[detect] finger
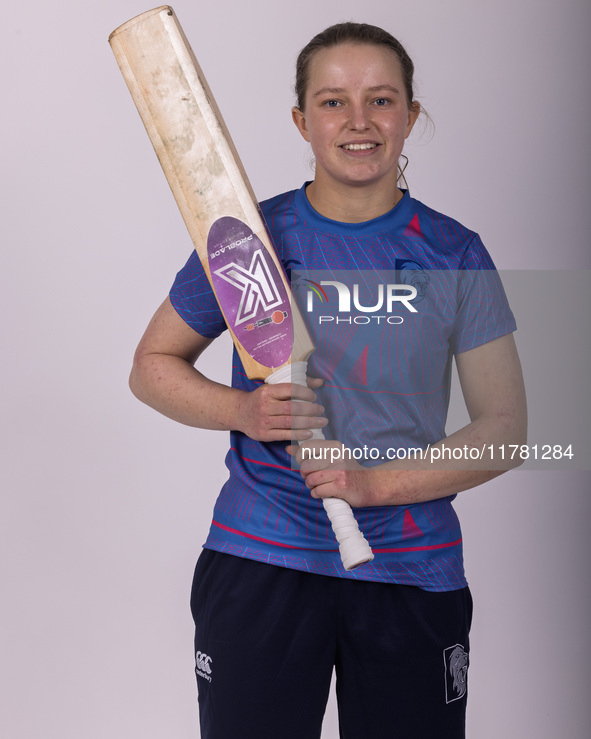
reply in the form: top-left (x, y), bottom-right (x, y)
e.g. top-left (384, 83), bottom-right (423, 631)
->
top-left (304, 469), bottom-right (338, 494)
top-left (289, 414), bottom-right (328, 432)
top-left (265, 382), bottom-right (319, 403)
top-left (290, 399), bottom-right (325, 418)
top-left (286, 440), bottom-right (326, 465)
top-left (259, 412), bottom-right (327, 434)
top-left (259, 427), bottom-right (318, 444)
top-left (287, 427), bottom-right (324, 443)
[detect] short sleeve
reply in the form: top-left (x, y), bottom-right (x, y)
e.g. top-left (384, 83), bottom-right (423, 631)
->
top-left (450, 235), bottom-right (517, 354)
top-left (169, 250), bottom-right (227, 338)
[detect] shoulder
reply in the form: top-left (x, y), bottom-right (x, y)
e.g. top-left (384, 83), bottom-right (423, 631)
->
top-left (409, 198), bottom-right (476, 249)
top-left (260, 187), bottom-right (303, 232)
top-left (408, 196), bottom-right (496, 269)
top-left (260, 188), bottom-right (298, 214)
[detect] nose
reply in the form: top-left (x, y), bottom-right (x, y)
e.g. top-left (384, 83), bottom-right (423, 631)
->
top-left (347, 102), bottom-right (370, 131)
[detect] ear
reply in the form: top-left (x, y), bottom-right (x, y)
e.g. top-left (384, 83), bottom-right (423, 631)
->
top-left (292, 106), bottom-right (311, 143)
top-left (405, 102), bottom-right (421, 139)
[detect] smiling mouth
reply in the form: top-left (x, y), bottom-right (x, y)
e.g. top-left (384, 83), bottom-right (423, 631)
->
top-left (341, 143), bottom-right (378, 151)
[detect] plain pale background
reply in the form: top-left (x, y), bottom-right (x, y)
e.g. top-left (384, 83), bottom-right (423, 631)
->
top-left (1, 0), bottom-right (590, 737)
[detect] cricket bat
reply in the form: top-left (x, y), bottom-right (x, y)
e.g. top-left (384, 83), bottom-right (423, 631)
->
top-left (109, 6), bottom-right (373, 570)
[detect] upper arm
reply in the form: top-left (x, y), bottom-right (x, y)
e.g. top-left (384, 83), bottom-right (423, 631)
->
top-left (134, 296), bottom-right (214, 366)
top-left (455, 333), bottom-right (527, 433)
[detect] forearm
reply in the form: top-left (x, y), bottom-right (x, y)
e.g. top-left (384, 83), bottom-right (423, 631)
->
top-left (129, 351), bottom-right (247, 431)
top-left (369, 467), bottom-right (500, 507)
top-left (363, 336), bottom-right (528, 506)
top-left (296, 407), bottom-right (527, 508)
top-left (129, 298), bottom-right (326, 441)
top-left (367, 404), bottom-right (527, 505)
top-left (368, 420), bottom-right (520, 506)
top-left (129, 349), bottom-right (326, 442)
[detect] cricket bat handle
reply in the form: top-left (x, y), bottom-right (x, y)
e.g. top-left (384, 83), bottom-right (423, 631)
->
top-left (266, 362), bottom-right (374, 571)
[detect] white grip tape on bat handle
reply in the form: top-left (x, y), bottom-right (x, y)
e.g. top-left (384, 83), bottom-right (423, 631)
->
top-left (266, 361), bottom-right (374, 570)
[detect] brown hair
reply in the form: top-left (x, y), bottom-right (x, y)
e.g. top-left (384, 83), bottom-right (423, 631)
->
top-left (295, 22), bottom-right (417, 111)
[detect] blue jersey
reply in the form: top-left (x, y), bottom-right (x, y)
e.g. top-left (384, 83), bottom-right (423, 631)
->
top-left (170, 184), bottom-right (516, 591)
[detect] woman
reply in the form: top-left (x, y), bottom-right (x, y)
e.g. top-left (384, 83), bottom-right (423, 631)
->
top-left (130, 22), bottom-right (526, 739)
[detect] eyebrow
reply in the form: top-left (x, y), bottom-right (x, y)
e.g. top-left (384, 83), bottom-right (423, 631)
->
top-left (312, 84), bottom-right (401, 98)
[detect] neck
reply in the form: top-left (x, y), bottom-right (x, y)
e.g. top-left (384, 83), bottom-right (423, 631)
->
top-left (305, 177), bottom-right (403, 223)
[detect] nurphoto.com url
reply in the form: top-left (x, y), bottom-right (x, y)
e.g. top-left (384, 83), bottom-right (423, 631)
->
top-left (300, 443), bottom-right (574, 465)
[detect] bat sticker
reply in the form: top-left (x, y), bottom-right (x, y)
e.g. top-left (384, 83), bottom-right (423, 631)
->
top-left (208, 216), bottom-right (293, 366)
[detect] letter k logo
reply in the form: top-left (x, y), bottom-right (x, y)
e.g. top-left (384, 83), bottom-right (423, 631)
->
top-left (214, 249), bottom-right (283, 325)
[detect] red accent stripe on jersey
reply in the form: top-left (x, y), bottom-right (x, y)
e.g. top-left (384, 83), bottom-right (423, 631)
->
top-left (212, 520), bottom-right (462, 554)
top-left (347, 344), bottom-right (369, 385)
top-left (403, 212), bottom-right (422, 237)
top-left (211, 520), bottom-right (319, 550)
top-left (372, 537), bottom-right (462, 553)
top-left (230, 447), bottom-right (292, 471)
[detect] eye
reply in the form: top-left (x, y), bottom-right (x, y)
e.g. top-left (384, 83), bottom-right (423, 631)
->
top-left (323, 99), bottom-right (342, 108)
top-left (373, 97), bottom-right (391, 107)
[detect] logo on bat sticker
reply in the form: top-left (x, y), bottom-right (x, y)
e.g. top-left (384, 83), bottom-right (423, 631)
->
top-left (214, 249), bottom-right (284, 326)
top-left (245, 310), bottom-right (288, 331)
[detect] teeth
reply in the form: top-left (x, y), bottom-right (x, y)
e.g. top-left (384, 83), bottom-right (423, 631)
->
top-left (342, 143), bottom-right (377, 151)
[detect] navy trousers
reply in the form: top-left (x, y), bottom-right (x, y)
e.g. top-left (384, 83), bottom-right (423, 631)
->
top-left (191, 549), bottom-right (472, 738)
